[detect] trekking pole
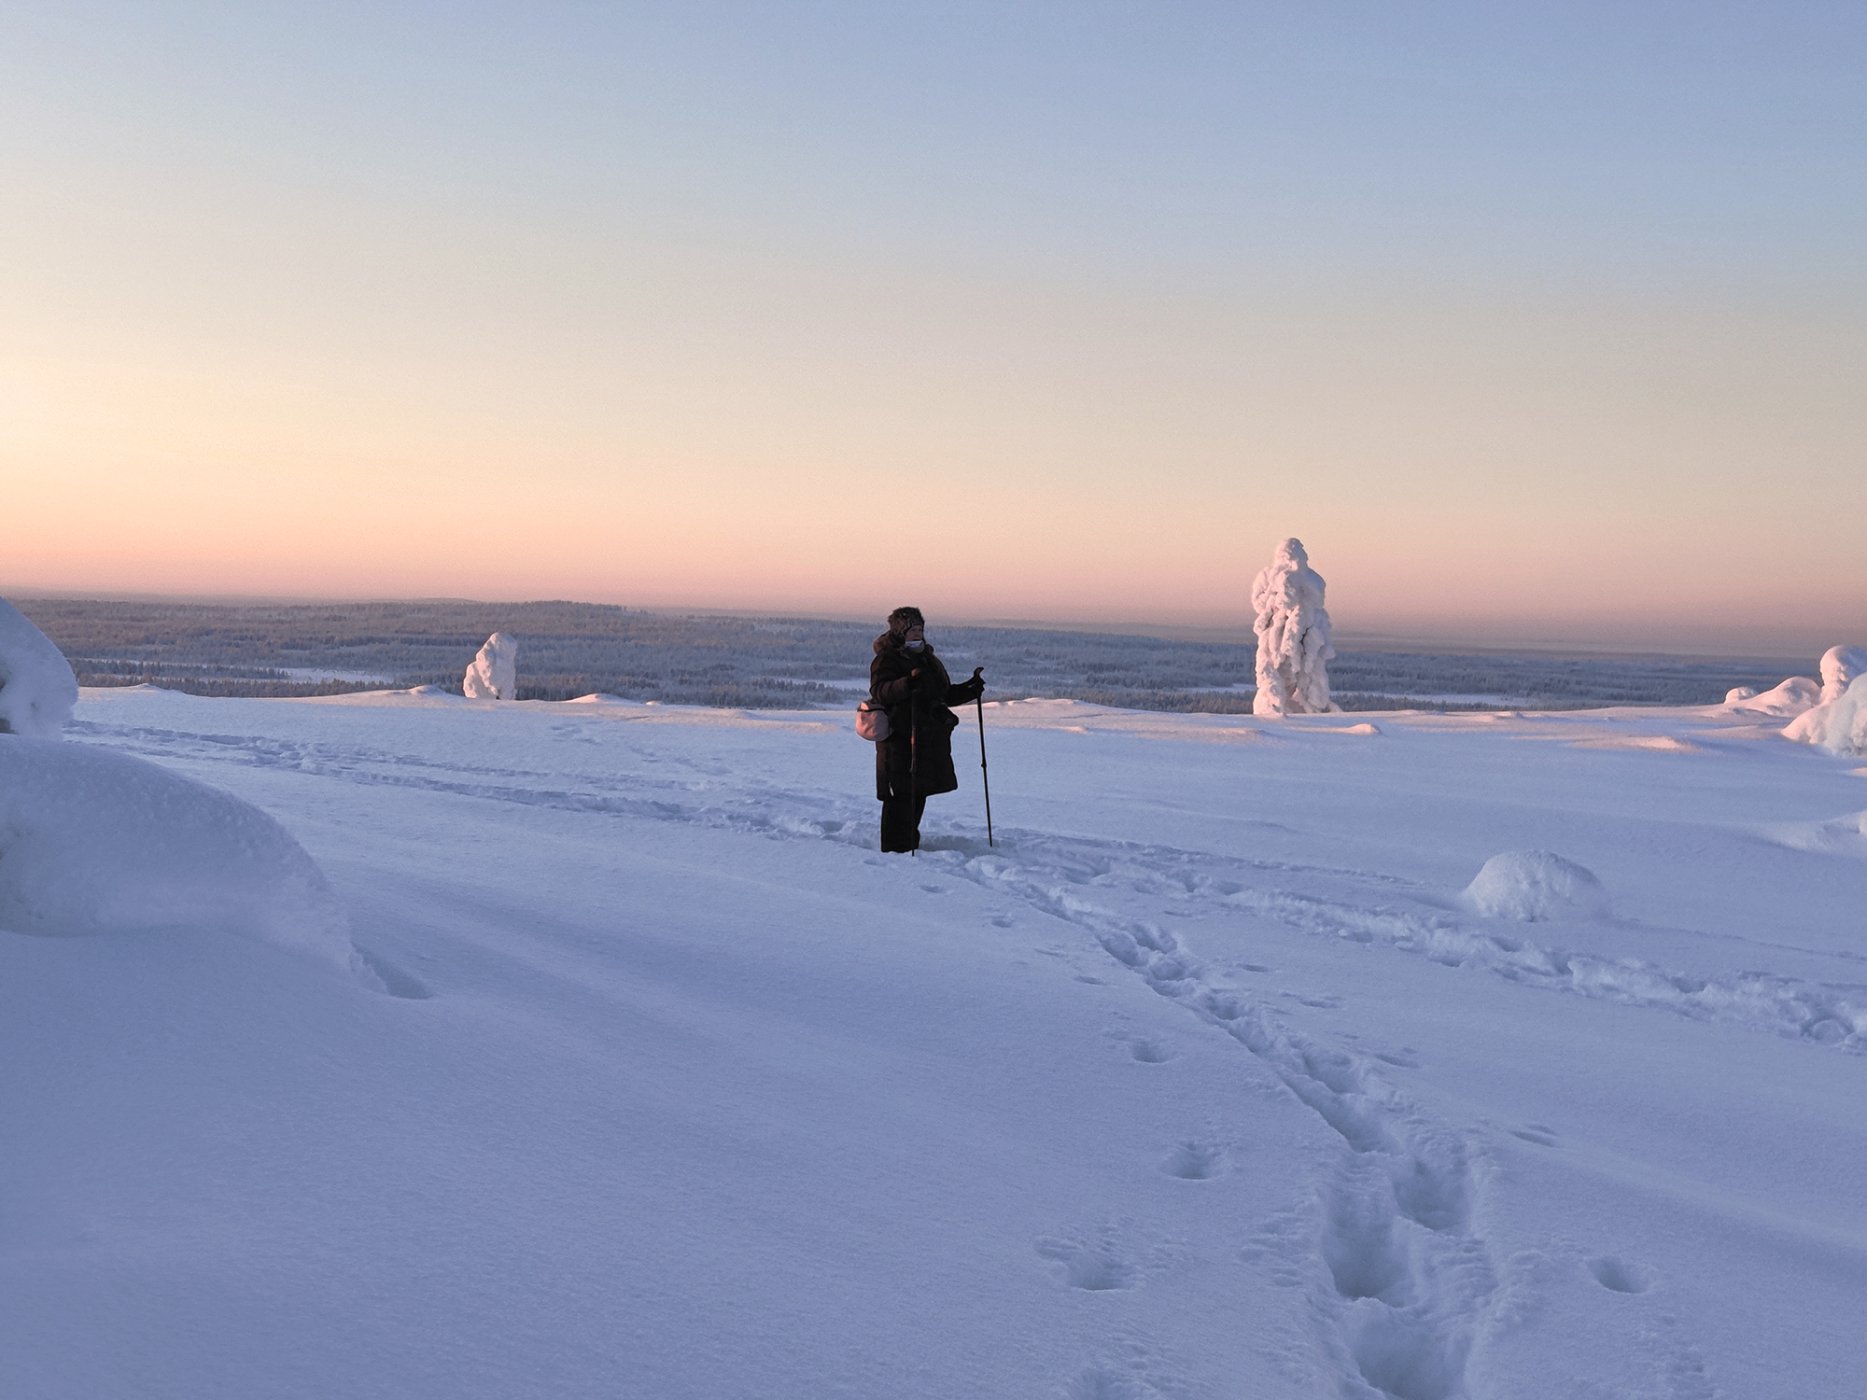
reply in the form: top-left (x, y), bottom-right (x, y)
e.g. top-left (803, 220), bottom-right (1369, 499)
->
top-left (973, 671), bottom-right (994, 847)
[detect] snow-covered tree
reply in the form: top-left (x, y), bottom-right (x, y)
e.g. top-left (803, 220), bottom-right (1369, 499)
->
top-left (1251, 538), bottom-right (1337, 716)
top-left (0, 596), bottom-right (79, 738)
top-left (463, 632), bottom-right (518, 700)
top-left (1818, 645), bottom-right (1867, 705)
top-left (1786, 645), bottom-right (1867, 756)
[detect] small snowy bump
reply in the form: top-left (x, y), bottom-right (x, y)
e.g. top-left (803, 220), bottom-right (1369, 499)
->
top-left (1574, 735), bottom-right (1701, 753)
top-left (1763, 808), bottom-right (1867, 856)
top-left (1728, 675), bottom-right (1819, 717)
top-left (1462, 851), bottom-right (1609, 923)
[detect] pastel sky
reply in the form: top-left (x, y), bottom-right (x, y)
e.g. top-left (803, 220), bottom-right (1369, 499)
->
top-left (3, 2), bottom-right (1863, 651)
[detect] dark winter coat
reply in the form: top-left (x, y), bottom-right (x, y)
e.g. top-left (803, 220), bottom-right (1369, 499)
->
top-left (870, 633), bottom-right (984, 801)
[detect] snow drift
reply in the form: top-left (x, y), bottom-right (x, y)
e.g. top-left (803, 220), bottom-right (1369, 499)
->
top-left (0, 597), bottom-right (79, 738)
top-left (0, 737), bottom-right (357, 969)
top-left (464, 632), bottom-right (518, 700)
top-left (1251, 537), bottom-right (1337, 716)
top-left (1462, 850), bottom-right (1610, 922)
top-left (1727, 675), bottom-right (1819, 717)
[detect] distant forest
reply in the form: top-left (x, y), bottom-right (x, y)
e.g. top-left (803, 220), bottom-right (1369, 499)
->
top-left (15, 597), bottom-right (1804, 713)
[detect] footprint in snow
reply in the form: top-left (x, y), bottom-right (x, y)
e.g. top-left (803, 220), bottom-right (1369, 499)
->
top-left (1127, 1037), bottom-right (1174, 1064)
top-left (1509, 1123), bottom-right (1558, 1147)
top-left (1161, 1139), bottom-right (1227, 1180)
top-left (351, 946), bottom-right (433, 1000)
top-left (1066, 1368), bottom-right (1152, 1400)
top-left (1240, 1204), bottom-right (1312, 1290)
top-left (1588, 1255), bottom-right (1654, 1294)
top-left (1389, 1146), bottom-right (1473, 1233)
top-left (1037, 1237), bottom-right (1137, 1292)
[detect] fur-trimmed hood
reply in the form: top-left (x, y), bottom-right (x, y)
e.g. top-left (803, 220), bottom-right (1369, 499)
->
top-left (874, 630), bottom-right (942, 660)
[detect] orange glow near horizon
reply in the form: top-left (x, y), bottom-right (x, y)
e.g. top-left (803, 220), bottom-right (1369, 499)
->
top-left (4, 7), bottom-right (1862, 658)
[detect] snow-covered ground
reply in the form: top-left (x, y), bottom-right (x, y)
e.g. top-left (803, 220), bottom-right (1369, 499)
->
top-left (4, 685), bottom-right (1864, 1399)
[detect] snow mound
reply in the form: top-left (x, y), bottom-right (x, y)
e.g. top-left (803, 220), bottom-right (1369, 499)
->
top-left (0, 597), bottom-right (79, 738)
top-left (1723, 684), bottom-right (1759, 705)
top-left (1463, 850), bottom-right (1610, 922)
top-left (1785, 674), bottom-right (1867, 757)
top-left (0, 738), bottom-right (357, 970)
top-left (464, 631), bottom-right (518, 700)
top-left (1729, 676), bottom-right (1819, 717)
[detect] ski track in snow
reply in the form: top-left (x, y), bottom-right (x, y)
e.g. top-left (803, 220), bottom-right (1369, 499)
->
top-left (68, 710), bottom-right (1773, 1397)
top-left (74, 716), bottom-right (1867, 1058)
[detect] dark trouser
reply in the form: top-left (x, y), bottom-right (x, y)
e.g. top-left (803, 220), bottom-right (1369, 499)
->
top-left (880, 791), bottom-right (928, 853)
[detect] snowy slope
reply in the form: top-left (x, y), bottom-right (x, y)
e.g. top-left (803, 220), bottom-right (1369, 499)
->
top-left (3, 686), bottom-right (1864, 1399)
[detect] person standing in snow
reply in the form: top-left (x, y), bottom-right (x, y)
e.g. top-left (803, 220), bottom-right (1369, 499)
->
top-left (870, 607), bottom-right (984, 853)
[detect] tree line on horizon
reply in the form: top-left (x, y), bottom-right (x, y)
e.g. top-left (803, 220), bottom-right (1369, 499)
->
top-left (16, 597), bottom-right (1798, 712)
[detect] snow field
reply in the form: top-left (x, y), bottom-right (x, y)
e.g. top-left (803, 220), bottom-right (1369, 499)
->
top-left (3, 684), bottom-right (1865, 1398)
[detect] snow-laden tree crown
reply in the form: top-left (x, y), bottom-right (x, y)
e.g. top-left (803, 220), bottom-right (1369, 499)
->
top-left (1818, 645), bottom-right (1867, 705)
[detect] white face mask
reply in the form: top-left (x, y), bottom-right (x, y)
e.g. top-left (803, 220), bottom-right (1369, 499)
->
top-left (905, 638), bottom-right (926, 651)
